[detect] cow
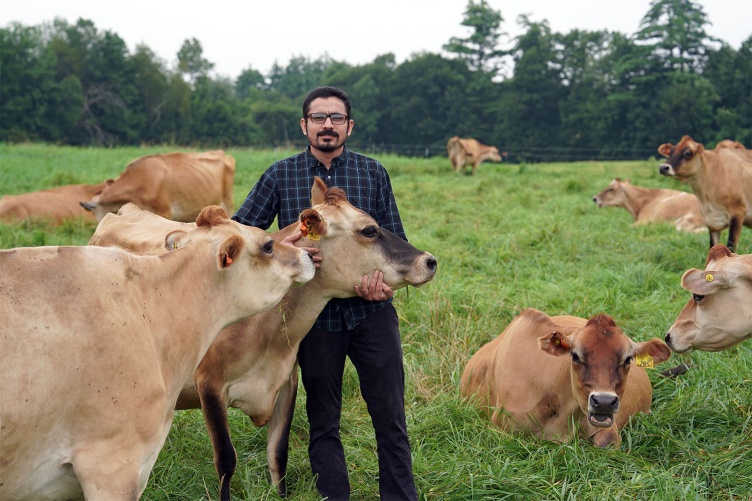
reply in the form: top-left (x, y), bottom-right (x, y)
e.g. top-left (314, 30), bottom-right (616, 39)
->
top-left (80, 150), bottom-right (236, 222)
top-left (592, 178), bottom-right (705, 233)
top-left (0, 182), bottom-right (105, 224)
top-left (0, 206), bottom-right (315, 501)
top-left (658, 135), bottom-right (752, 252)
top-left (460, 308), bottom-right (671, 448)
top-left (446, 136), bottom-right (503, 175)
top-left (88, 177), bottom-right (438, 500)
top-left (665, 244), bottom-right (752, 354)
top-left (715, 139), bottom-right (752, 162)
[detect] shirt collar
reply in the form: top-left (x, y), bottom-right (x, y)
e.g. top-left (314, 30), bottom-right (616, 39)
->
top-left (305, 146), bottom-right (349, 169)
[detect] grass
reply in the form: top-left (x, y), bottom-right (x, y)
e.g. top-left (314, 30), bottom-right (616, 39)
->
top-left (1, 143), bottom-right (750, 500)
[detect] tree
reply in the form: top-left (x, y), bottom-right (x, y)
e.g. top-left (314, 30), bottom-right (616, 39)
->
top-left (177, 38), bottom-right (214, 86)
top-left (443, 0), bottom-right (507, 74)
top-left (235, 66), bottom-right (266, 100)
top-left (635, 0), bottom-right (719, 73)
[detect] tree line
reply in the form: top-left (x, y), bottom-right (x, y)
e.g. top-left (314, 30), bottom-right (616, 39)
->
top-left (1, 0), bottom-right (750, 162)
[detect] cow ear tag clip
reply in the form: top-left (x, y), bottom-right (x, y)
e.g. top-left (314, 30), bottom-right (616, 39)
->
top-left (705, 273), bottom-right (714, 282)
top-left (635, 354), bottom-right (654, 368)
top-left (300, 220), bottom-right (320, 240)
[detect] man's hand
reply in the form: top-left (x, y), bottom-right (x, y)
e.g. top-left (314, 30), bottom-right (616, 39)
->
top-left (282, 231), bottom-right (322, 268)
top-left (354, 270), bottom-right (393, 301)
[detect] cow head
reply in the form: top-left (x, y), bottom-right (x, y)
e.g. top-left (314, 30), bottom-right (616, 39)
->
top-left (665, 244), bottom-right (752, 353)
top-left (539, 314), bottom-right (670, 431)
top-left (658, 135), bottom-right (704, 181)
top-left (592, 178), bottom-right (629, 208)
top-left (487, 146), bottom-right (503, 163)
top-left (286, 177), bottom-right (437, 297)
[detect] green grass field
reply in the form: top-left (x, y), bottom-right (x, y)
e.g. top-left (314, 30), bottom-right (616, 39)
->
top-left (1, 143), bottom-right (750, 500)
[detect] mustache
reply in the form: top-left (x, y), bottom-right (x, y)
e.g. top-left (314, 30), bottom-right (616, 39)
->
top-left (317, 130), bottom-right (339, 138)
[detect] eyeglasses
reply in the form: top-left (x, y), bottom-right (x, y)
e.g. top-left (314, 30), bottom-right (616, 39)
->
top-left (306, 113), bottom-right (349, 125)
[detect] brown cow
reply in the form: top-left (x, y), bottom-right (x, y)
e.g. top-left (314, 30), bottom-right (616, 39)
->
top-left (81, 150), bottom-right (235, 222)
top-left (89, 177), bottom-right (438, 499)
top-left (658, 135), bottom-right (752, 252)
top-left (665, 244), bottom-right (752, 353)
top-left (0, 206), bottom-right (315, 500)
top-left (461, 309), bottom-right (671, 448)
top-left (0, 182), bottom-right (105, 224)
top-left (715, 139), bottom-right (752, 161)
top-left (447, 136), bottom-right (503, 175)
top-left (592, 178), bottom-right (705, 233)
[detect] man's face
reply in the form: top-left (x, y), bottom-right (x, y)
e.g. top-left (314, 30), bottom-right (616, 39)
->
top-left (300, 97), bottom-right (353, 153)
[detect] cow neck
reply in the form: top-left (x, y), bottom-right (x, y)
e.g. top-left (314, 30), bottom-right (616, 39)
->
top-left (621, 184), bottom-right (659, 221)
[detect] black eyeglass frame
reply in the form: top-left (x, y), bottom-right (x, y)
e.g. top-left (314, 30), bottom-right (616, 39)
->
top-left (305, 113), bottom-right (350, 125)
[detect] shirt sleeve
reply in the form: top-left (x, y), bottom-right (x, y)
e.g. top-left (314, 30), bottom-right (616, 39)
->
top-left (377, 165), bottom-right (407, 241)
top-left (232, 167), bottom-right (279, 230)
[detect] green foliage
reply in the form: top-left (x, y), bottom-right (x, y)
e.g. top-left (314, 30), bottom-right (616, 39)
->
top-left (1, 146), bottom-right (750, 500)
top-left (442, 0), bottom-right (507, 74)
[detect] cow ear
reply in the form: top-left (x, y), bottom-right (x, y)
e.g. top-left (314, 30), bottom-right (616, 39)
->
top-left (538, 331), bottom-right (573, 357)
top-left (218, 235), bottom-right (243, 269)
top-left (657, 143), bottom-right (673, 157)
top-left (164, 229), bottom-right (188, 252)
top-left (633, 338), bottom-right (672, 366)
top-left (311, 177), bottom-right (327, 206)
top-left (681, 268), bottom-right (729, 295)
top-left (197, 205), bottom-right (230, 227)
top-left (299, 209), bottom-right (326, 240)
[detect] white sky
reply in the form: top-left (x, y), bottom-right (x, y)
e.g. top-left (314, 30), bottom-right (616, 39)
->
top-left (2, 0), bottom-right (750, 81)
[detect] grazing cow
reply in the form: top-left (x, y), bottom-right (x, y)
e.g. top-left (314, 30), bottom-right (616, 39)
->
top-left (461, 309), bottom-right (671, 448)
top-left (447, 136), bottom-right (503, 175)
top-left (81, 150), bottom-right (236, 222)
top-left (665, 244), bottom-right (752, 353)
top-left (593, 178), bottom-right (705, 233)
top-left (88, 177), bottom-right (438, 499)
top-left (0, 206), bottom-right (315, 501)
top-left (0, 183), bottom-right (105, 224)
top-left (658, 135), bottom-right (752, 252)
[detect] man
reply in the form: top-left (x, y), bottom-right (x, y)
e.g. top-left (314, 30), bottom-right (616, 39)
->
top-left (233, 86), bottom-right (418, 500)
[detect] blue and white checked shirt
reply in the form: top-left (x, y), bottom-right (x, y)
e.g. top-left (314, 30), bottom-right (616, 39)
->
top-left (233, 146), bottom-right (407, 332)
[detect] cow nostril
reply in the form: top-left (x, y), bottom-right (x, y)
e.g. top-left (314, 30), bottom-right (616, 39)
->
top-left (426, 257), bottom-right (437, 272)
top-left (592, 197), bottom-right (597, 202)
top-left (665, 333), bottom-right (671, 344)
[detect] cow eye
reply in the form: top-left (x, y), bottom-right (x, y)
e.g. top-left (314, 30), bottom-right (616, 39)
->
top-left (692, 293), bottom-right (705, 302)
top-left (623, 356), bottom-right (633, 367)
top-left (571, 353), bottom-right (581, 364)
top-left (361, 226), bottom-right (378, 238)
top-left (682, 149), bottom-right (692, 158)
top-left (263, 240), bottom-right (274, 255)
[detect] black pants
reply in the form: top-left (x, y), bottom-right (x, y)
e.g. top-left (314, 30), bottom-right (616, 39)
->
top-left (297, 303), bottom-right (418, 501)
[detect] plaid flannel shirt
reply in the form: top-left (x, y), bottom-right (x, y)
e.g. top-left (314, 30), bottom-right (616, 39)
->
top-left (233, 146), bottom-right (407, 331)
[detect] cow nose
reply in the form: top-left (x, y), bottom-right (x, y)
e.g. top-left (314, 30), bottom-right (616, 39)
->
top-left (659, 164), bottom-right (671, 176)
top-left (592, 196), bottom-right (597, 203)
top-left (589, 393), bottom-right (619, 412)
top-left (426, 255), bottom-right (438, 273)
top-left (665, 333), bottom-right (671, 346)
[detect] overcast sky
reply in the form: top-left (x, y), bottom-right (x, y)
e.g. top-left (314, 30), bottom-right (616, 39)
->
top-left (2, 0), bottom-right (749, 80)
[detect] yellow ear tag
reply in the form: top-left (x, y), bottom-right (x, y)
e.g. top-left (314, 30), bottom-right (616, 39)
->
top-left (635, 354), bottom-right (654, 368)
top-left (705, 273), bottom-right (714, 282)
top-left (300, 220), bottom-right (320, 241)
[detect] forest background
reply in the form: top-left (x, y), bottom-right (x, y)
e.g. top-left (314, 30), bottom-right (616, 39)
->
top-left (1, 0), bottom-right (751, 162)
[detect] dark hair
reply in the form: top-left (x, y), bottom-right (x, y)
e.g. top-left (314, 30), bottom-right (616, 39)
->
top-left (302, 86), bottom-right (352, 118)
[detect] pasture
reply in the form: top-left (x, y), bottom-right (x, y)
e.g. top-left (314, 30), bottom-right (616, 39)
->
top-left (1, 143), bottom-right (750, 500)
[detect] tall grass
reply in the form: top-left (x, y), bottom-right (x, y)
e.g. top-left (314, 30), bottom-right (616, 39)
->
top-left (1, 143), bottom-right (750, 500)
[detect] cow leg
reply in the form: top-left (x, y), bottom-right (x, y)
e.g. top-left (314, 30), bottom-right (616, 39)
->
top-left (266, 365), bottom-right (299, 497)
top-left (709, 229), bottom-right (721, 249)
top-left (198, 381), bottom-right (236, 501)
top-left (726, 215), bottom-right (742, 252)
top-left (472, 161), bottom-right (480, 176)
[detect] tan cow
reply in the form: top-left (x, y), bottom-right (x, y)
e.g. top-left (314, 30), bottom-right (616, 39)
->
top-left (461, 309), bottom-right (671, 448)
top-left (0, 182), bottom-right (105, 224)
top-left (0, 206), bottom-right (315, 501)
top-left (714, 139), bottom-right (746, 150)
top-left (81, 150), bottom-right (235, 222)
top-left (88, 177), bottom-right (438, 500)
top-left (665, 244), bottom-right (752, 353)
top-left (592, 178), bottom-right (705, 233)
top-left (447, 136), bottom-right (503, 175)
top-left (658, 135), bottom-right (752, 252)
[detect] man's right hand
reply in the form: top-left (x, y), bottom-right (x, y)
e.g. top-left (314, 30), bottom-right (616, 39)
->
top-left (282, 231), bottom-right (322, 268)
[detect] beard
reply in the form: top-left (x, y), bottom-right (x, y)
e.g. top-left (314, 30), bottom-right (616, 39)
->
top-left (307, 129), bottom-right (347, 153)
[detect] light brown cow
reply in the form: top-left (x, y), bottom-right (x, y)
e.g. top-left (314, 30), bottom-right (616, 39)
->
top-left (592, 178), bottom-right (705, 233)
top-left (665, 244), bottom-right (752, 353)
top-left (0, 182), bottom-right (105, 224)
top-left (81, 150), bottom-right (235, 222)
top-left (88, 177), bottom-right (438, 500)
top-left (461, 309), bottom-right (671, 448)
top-left (715, 139), bottom-right (752, 161)
top-left (0, 206), bottom-right (315, 501)
top-left (447, 136), bottom-right (503, 175)
top-left (658, 135), bottom-right (752, 252)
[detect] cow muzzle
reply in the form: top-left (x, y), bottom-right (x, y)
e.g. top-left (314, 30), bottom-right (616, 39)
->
top-left (587, 392), bottom-right (619, 428)
top-left (658, 163), bottom-right (675, 176)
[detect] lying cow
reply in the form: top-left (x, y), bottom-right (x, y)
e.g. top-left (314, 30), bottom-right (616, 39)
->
top-left (89, 177), bottom-right (438, 499)
top-left (446, 136), bottom-right (503, 175)
top-left (81, 150), bottom-right (236, 222)
top-left (0, 206), bottom-right (314, 500)
top-left (0, 182), bottom-right (105, 224)
top-left (665, 244), bottom-right (752, 353)
top-left (461, 308), bottom-right (671, 447)
top-left (593, 178), bottom-right (705, 233)
top-left (658, 135), bottom-right (752, 252)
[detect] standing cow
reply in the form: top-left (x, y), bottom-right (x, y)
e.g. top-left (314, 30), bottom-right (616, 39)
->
top-left (81, 150), bottom-right (236, 222)
top-left (0, 206), bottom-right (315, 500)
top-left (461, 309), bottom-right (671, 448)
top-left (658, 135), bottom-right (752, 252)
top-left (447, 136), bottom-right (503, 176)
